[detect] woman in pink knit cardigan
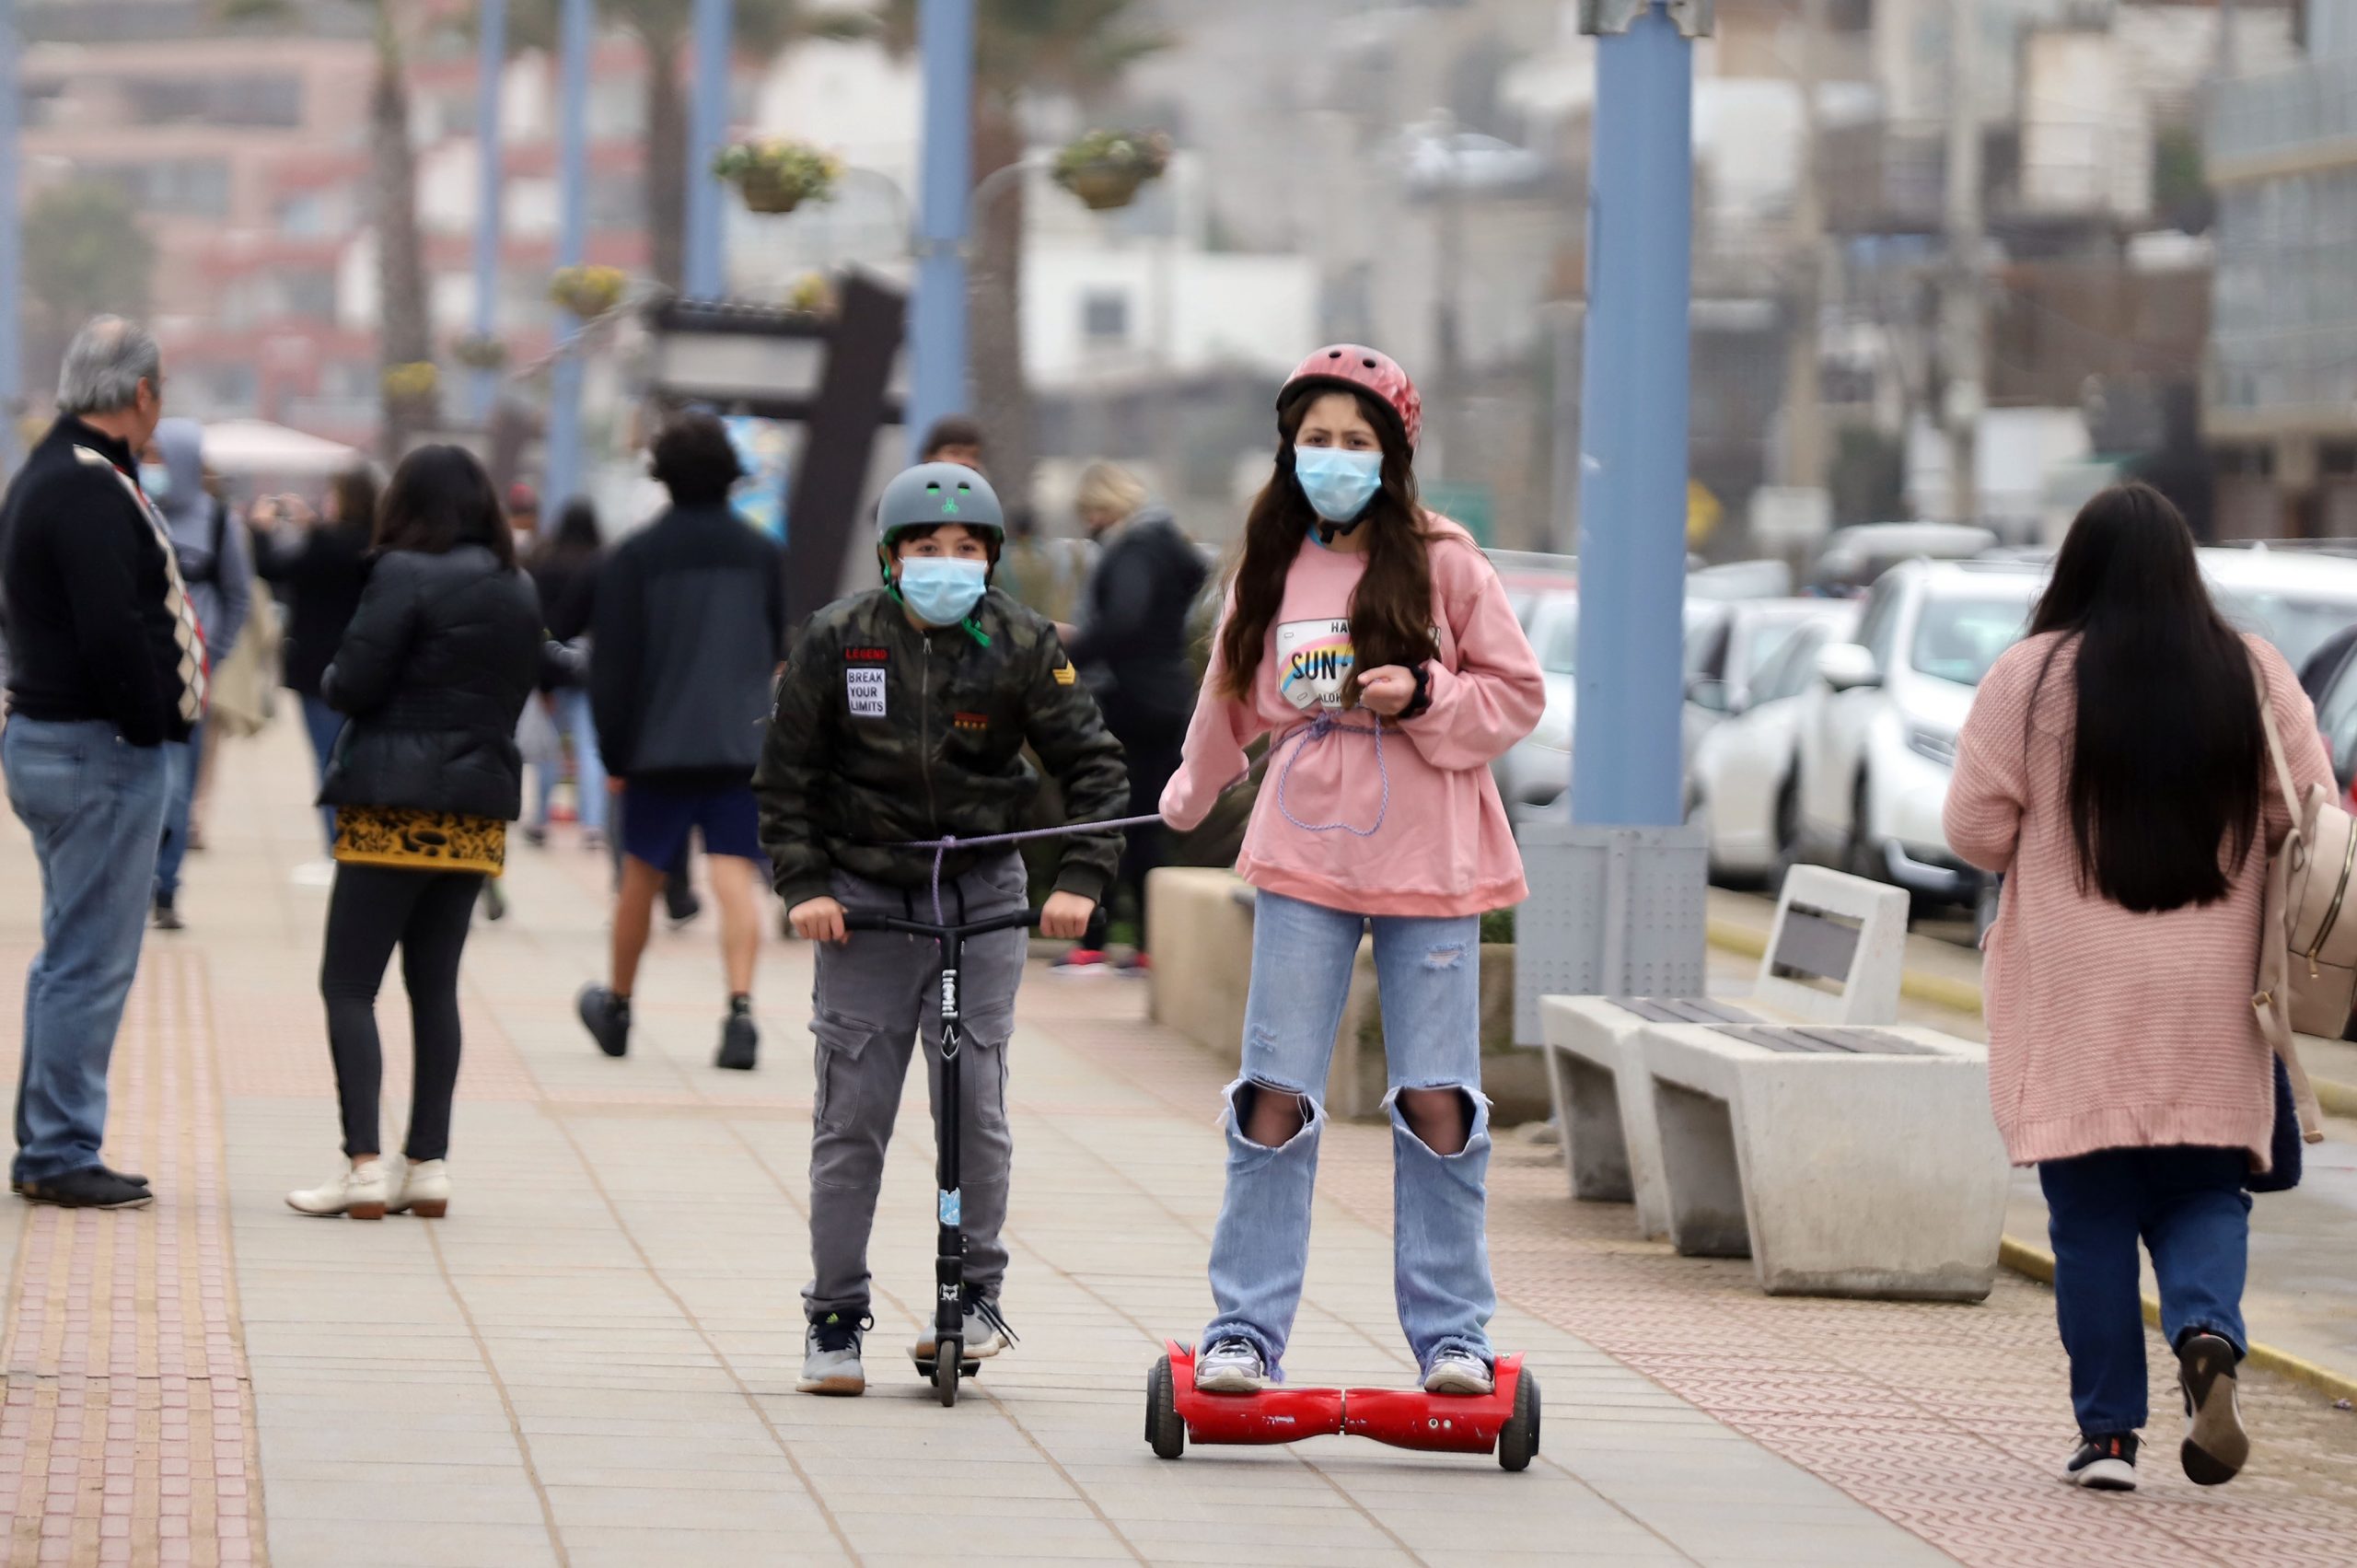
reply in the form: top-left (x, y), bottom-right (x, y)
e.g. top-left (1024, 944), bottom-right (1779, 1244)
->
top-left (1945, 483), bottom-right (2331, 1495)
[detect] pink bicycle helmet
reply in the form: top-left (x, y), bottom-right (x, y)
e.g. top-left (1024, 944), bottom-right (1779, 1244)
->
top-left (1279, 344), bottom-right (1423, 450)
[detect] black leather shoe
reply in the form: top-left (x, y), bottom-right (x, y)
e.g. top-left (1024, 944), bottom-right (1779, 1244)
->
top-left (18, 1167), bottom-right (155, 1209)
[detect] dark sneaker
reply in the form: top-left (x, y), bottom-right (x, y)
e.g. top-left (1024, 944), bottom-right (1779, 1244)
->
top-left (520, 823), bottom-right (549, 849)
top-left (715, 1013), bottom-right (759, 1072)
top-left (578, 985), bottom-right (631, 1058)
top-left (1112, 951), bottom-right (1152, 977)
top-left (2177, 1332), bottom-right (2249, 1486)
top-left (1194, 1337), bottom-right (1271, 1394)
top-left (480, 881), bottom-right (507, 922)
top-left (665, 876), bottom-right (702, 928)
top-left (912, 1286), bottom-right (1017, 1362)
top-left (12, 1165), bottom-right (145, 1197)
top-left (1052, 947), bottom-right (1110, 975)
top-left (2061, 1432), bottom-right (2139, 1491)
top-left (152, 897), bottom-right (185, 933)
top-left (799, 1311), bottom-right (873, 1396)
top-left (19, 1167), bottom-right (155, 1210)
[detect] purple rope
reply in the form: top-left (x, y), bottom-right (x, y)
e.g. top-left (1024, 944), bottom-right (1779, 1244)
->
top-left (897, 811), bottom-right (1166, 925)
top-left (1272, 711), bottom-right (1389, 840)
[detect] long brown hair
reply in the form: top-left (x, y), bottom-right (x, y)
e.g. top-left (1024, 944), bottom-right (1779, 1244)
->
top-left (1216, 386), bottom-right (1437, 703)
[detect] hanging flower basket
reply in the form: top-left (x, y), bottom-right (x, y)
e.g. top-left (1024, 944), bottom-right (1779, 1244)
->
top-left (784, 271), bottom-right (838, 319)
top-left (713, 139), bottom-right (843, 215)
top-left (1052, 129), bottom-right (1172, 212)
top-left (549, 264), bottom-right (627, 319)
top-left (451, 333), bottom-right (507, 372)
top-left (381, 360), bottom-right (440, 411)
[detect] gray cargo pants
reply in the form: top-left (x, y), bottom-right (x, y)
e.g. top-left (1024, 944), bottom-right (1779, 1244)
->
top-left (804, 853), bottom-right (1028, 1320)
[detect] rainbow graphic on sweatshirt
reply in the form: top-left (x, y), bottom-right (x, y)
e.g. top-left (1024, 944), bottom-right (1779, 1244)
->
top-left (1277, 619), bottom-right (1355, 711)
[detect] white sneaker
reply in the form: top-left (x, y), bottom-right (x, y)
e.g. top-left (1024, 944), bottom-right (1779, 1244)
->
top-left (1194, 1337), bottom-right (1271, 1393)
top-left (290, 859), bottom-right (337, 889)
top-left (912, 1291), bottom-right (1016, 1362)
top-left (286, 1159), bottom-right (389, 1219)
top-left (388, 1158), bottom-right (450, 1218)
top-left (1422, 1347), bottom-right (1495, 1396)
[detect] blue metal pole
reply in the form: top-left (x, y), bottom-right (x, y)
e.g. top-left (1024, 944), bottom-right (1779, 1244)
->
top-left (545, 0), bottom-right (590, 526)
top-left (469, 0), bottom-right (506, 425)
top-left (684, 0), bottom-right (730, 299)
top-left (908, 0), bottom-right (973, 457)
top-left (1570, 4), bottom-right (1692, 828)
top-left (0, 0), bottom-right (22, 472)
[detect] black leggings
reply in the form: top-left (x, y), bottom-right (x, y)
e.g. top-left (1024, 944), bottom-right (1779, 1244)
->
top-left (320, 864), bottom-right (483, 1161)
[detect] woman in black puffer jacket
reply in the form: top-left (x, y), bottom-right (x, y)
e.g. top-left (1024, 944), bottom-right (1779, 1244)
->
top-left (288, 447), bottom-right (542, 1223)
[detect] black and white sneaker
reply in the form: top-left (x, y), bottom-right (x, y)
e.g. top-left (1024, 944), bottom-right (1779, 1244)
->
top-left (715, 1011), bottom-right (759, 1072)
top-left (2061, 1432), bottom-right (2139, 1491)
top-left (2177, 1332), bottom-right (2249, 1486)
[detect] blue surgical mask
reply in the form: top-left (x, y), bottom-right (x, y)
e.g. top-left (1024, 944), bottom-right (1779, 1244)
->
top-left (139, 463), bottom-right (172, 504)
top-left (1294, 445), bottom-right (1382, 525)
top-left (898, 556), bottom-right (989, 629)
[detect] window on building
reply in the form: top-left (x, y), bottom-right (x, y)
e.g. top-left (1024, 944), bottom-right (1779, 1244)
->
top-left (123, 75), bottom-right (302, 129)
top-left (588, 169), bottom-right (644, 233)
top-left (279, 270), bottom-right (337, 322)
top-left (276, 193), bottom-right (325, 238)
top-left (1082, 289), bottom-right (1131, 345)
top-left (587, 78), bottom-right (645, 141)
top-left (92, 160), bottom-right (231, 218)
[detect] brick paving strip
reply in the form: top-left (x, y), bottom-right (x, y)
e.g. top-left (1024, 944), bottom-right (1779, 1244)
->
top-left (0, 949), bottom-right (261, 1567)
top-left (1049, 995), bottom-right (2357, 1568)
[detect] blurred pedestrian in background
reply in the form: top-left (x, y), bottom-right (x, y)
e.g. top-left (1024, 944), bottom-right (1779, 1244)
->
top-left (1945, 482), bottom-right (2330, 1494)
top-left (996, 504), bottom-right (1083, 624)
top-left (522, 497), bottom-right (608, 849)
top-left (0, 317), bottom-right (191, 1211)
top-left (287, 447), bottom-right (540, 1222)
top-left (1052, 461), bottom-right (1206, 974)
top-left (578, 413), bottom-right (787, 1073)
top-left (145, 418), bottom-right (250, 932)
top-left (187, 465), bottom-right (277, 857)
top-left (253, 466), bottom-right (376, 865)
top-left (919, 415), bottom-right (986, 472)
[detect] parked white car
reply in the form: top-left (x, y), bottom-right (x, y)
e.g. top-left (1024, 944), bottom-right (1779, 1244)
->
top-left (1497, 590), bottom-right (1579, 814)
top-left (1792, 560), bottom-right (2045, 911)
top-left (2200, 545), bottom-right (2357, 674)
top-left (1685, 604), bottom-right (1861, 880)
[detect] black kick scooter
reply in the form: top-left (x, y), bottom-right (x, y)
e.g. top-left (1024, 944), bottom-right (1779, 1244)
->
top-left (842, 902), bottom-right (1036, 1407)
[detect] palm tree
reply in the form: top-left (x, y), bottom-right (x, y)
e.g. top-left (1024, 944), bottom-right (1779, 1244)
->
top-left (224, 0), bottom-right (435, 453)
top-left (877, 0), bottom-right (1167, 498)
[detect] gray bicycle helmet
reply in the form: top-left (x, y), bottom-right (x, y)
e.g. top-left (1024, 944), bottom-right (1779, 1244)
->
top-left (877, 461), bottom-right (1005, 549)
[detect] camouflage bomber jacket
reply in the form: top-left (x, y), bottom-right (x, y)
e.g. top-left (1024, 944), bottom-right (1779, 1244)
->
top-left (755, 587), bottom-right (1130, 911)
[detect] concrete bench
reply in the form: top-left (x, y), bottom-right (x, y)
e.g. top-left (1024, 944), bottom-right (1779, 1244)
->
top-left (1642, 1017), bottom-right (2008, 1300)
top-left (1535, 866), bottom-right (1910, 1238)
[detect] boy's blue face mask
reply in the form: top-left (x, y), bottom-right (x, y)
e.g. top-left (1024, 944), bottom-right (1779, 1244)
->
top-left (897, 556), bottom-right (989, 629)
top-left (139, 463), bottom-right (172, 504)
top-left (1294, 445), bottom-right (1383, 528)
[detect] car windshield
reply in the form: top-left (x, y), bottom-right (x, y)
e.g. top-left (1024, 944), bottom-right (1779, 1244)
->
top-left (1910, 596), bottom-right (2031, 687)
top-left (2213, 590), bottom-right (2357, 672)
top-left (1540, 604), bottom-right (1579, 675)
top-left (1735, 608), bottom-right (1829, 689)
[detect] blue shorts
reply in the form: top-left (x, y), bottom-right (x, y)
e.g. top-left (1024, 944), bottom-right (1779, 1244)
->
top-left (621, 783), bottom-right (762, 869)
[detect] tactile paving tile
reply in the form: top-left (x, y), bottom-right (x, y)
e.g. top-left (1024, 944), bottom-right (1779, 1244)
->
top-left (0, 951), bottom-right (260, 1566)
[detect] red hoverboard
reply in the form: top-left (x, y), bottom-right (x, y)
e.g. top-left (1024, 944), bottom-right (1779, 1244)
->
top-left (1144, 1342), bottom-right (1539, 1471)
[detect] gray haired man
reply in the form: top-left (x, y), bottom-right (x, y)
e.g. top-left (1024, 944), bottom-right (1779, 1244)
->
top-left (0, 317), bottom-right (199, 1209)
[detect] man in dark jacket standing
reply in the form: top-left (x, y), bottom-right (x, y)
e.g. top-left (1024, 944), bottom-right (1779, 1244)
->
top-left (0, 318), bottom-right (200, 1210)
top-left (579, 413), bottom-right (787, 1071)
top-left (1055, 462), bottom-right (1208, 972)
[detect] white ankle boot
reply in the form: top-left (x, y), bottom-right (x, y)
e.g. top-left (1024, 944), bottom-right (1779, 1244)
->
top-left (389, 1158), bottom-right (450, 1219)
top-left (286, 1159), bottom-right (389, 1219)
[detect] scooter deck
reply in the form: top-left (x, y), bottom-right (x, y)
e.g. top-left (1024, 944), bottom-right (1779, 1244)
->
top-left (1160, 1341), bottom-right (1528, 1457)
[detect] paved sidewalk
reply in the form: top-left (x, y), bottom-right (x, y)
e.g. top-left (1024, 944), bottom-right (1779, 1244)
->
top-left (0, 722), bottom-right (2349, 1566)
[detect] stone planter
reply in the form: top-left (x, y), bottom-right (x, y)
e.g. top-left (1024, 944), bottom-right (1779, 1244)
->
top-left (1060, 162), bottom-right (1148, 211)
top-left (736, 168), bottom-right (813, 215)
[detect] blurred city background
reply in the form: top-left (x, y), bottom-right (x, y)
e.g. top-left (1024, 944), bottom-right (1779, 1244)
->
top-left (8, 0), bottom-right (2357, 553)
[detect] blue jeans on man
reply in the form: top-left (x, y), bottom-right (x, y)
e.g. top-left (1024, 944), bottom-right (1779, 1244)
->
top-left (2, 718), bottom-right (170, 1185)
top-left (155, 721), bottom-right (203, 908)
top-left (299, 691), bottom-right (342, 850)
top-left (2038, 1144), bottom-right (2251, 1435)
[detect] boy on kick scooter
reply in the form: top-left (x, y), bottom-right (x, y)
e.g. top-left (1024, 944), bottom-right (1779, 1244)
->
top-left (756, 462), bottom-right (1129, 1397)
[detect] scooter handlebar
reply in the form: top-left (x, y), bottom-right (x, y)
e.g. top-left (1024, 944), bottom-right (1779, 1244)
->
top-left (841, 908), bottom-right (1041, 940)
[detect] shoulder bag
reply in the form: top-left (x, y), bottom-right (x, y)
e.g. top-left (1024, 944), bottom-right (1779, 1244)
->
top-left (2251, 668), bottom-right (2338, 1182)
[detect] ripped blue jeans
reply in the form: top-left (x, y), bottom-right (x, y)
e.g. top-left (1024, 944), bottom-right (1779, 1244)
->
top-left (1202, 889), bottom-right (1495, 1378)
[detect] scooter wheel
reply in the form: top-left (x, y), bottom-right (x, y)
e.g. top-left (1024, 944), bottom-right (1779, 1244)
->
top-left (935, 1339), bottom-right (961, 1408)
top-left (1498, 1367), bottom-right (1540, 1473)
top-left (1145, 1355), bottom-right (1184, 1460)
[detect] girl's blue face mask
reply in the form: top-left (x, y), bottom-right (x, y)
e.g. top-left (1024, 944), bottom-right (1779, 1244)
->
top-left (1294, 445), bottom-right (1383, 526)
top-left (897, 555), bottom-right (989, 628)
top-left (139, 463), bottom-right (172, 505)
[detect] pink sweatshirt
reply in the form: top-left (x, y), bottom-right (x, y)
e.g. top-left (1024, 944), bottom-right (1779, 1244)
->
top-left (1161, 517), bottom-right (1545, 918)
top-left (1944, 632), bottom-right (2331, 1168)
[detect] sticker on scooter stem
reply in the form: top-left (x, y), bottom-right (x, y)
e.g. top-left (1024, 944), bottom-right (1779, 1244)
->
top-left (939, 1189), bottom-right (961, 1226)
